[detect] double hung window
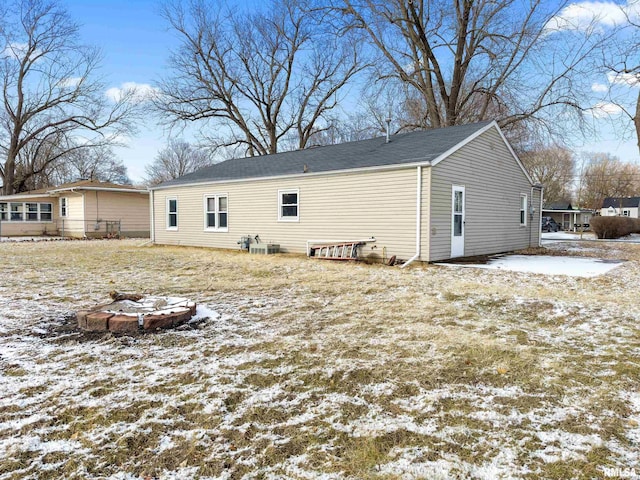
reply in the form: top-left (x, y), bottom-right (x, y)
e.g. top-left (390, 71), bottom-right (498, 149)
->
top-left (204, 195), bottom-right (228, 231)
top-left (520, 194), bottom-right (527, 226)
top-left (278, 189), bottom-right (299, 222)
top-left (167, 198), bottom-right (178, 229)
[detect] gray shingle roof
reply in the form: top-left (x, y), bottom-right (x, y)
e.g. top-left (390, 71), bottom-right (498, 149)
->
top-left (154, 121), bottom-right (493, 189)
top-left (545, 201), bottom-right (573, 210)
top-left (602, 197), bottom-right (640, 208)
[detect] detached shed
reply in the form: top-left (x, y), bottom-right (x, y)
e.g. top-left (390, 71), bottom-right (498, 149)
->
top-left (0, 180), bottom-right (150, 238)
top-left (150, 121), bottom-right (542, 263)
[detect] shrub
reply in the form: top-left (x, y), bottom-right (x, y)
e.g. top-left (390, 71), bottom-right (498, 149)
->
top-left (590, 216), bottom-right (640, 239)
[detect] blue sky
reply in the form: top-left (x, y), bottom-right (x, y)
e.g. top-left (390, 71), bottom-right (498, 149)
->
top-left (64, 0), bottom-right (176, 182)
top-left (61, 0), bottom-right (640, 183)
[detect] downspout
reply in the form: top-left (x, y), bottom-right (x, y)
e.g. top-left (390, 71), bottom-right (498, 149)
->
top-left (150, 189), bottom-right (155, 243)
top-left (538, 185), bottom-right (543, 247)
top-left (401, 165), bottom-right (422, 269)
top-left (81, 191), bottom-right (86, 237)
top-left (530, 186), bottom-right (534, 248)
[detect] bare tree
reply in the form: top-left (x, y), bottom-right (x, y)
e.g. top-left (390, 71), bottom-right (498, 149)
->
top-left (520, 145), bottom-right (575, 206)
top-left (0, 0), bottom-right (138, 194)
top-left (595, 9), bottom-right (640, 154)
top-left (325, 0), bottom-right (603, 138)
top-left (55, 146), bottom-right (130, 184)
top-left (145, 139), bottom-right (213, 186)
top-left (578, 152), bottom-right (640, 210)
top-left (156, 0), bottom-right (365, 157)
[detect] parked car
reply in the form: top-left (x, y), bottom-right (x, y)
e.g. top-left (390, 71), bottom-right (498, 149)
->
top-left (541, 217), bottom-right (560, 232)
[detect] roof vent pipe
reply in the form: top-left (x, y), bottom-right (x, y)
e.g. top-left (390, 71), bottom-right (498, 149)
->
top-left (385, 116), bottom-right (391, 143)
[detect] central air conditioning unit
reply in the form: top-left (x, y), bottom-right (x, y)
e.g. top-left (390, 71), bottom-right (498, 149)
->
top-left (249, 243), bottom-right (280, 255)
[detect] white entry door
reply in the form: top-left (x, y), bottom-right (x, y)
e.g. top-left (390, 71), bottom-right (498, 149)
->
top-left (451, 185), bottom-right (465, 258)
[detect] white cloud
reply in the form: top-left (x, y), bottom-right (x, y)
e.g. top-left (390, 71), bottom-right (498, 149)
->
top-left (1, 42), bottom-right (42, 60)
top-left (591, 82), bottom-right (609, 92)
top-left (545, 1), bottom-right (632, 32)
top-left (58, 77), bottom-right (83, 89)
top-left (589, 101), bottom-right (624, 117)
top-left (607, 71), bottom-right (640, 87)
top-left (105, 82), bottom-right (159, 103)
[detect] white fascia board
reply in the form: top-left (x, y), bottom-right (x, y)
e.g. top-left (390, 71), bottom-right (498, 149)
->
top-left (430, 121), bottom-right (535, 186)
top-left (149, 160), bottom-right (433, 191)
top-left (48, 187), bottom-right (148, 195)
top-left (0, 193), bottom-right (53, 201)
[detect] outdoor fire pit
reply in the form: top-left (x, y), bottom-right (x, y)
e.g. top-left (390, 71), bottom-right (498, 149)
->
top-left (76, 291), bottom-right (197, 333)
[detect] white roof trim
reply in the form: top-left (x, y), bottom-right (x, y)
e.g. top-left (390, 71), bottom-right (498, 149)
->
top-left (429, 121), bottom-right (534, 185)
top-left (48, 186), bottom-right (148, 194)
top-left (0, 193), bottom-right (53, 201)
top-left (543, 208), bottom-right (593, 213)
top-left (149, 160), bottom-right (433, 191)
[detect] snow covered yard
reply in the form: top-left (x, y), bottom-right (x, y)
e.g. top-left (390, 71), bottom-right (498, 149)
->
top-left (1, 240), bottom-right (639, 479)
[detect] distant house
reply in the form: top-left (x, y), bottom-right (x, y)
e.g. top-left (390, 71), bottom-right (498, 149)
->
top-left (542, 201), bottom-right (593, 231)
top-left (149, 121), bottom-right (542, 263)
top-left (0, 180), bottom-right (150, 238)
top-left (601, 197), bottom-right (640, 218)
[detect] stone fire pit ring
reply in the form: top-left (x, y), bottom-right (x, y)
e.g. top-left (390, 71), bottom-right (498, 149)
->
top-left (77, 293), bottom-right (197, 333)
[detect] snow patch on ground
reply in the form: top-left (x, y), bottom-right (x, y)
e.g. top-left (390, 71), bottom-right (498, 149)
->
top-left (438, 254), bottom-right (623, 277)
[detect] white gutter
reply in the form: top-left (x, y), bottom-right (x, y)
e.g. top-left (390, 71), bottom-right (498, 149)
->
top-left (48, 187), bottom-right (148, 194)
top-left (150, 189), bottom-right (155, 243)
top-left (81, 191), bottom-right (86, 237)
top-left (306, 237), bottom-right (376, 256)
top-left (0, 193), bottom-right (52, 201)
top-left (150, 160), bottom-right (434, 191)
top-left (401, 165), bottom-right (422, 269)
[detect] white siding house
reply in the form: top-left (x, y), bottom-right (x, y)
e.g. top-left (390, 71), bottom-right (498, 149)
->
top-left (601, 197), bottom-right (640, 218)
top-left (150, 121), bottom-right (542, 263)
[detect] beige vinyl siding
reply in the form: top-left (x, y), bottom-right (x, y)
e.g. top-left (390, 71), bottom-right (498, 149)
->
top-left (59, 193), bottom-right (86, 236)
top-left (83, 191), bottom-right (150, 236)
top-left (153, 168), bottom-right (424, 261)
top-left (429, 127), bottom-right (539, 261)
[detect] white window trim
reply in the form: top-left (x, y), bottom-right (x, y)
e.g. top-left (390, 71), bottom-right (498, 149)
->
top-left (0, 201), bottom-right (53, 223)
top-left (623, 209), bottom-right (631, 217)
top-left (520, 194), bottom-right (527, 226)
top-left (166, 197), bottom-right (178, 231)
top-left (203, 193), bottom-right (229, 232)
top-left (278, 188), bottom-right (300, 222)
top-left (60, 197), bottom-right (68, 218)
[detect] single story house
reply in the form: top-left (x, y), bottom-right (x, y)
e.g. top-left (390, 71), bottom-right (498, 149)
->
top-left (601, 197), bottom-right (640, 218)
top-left (149, 121), bottom-right (542, 263)
top-left (542, 201), bottom-right (593, 231)
top-left (0, 180), bottom-right (150, 238)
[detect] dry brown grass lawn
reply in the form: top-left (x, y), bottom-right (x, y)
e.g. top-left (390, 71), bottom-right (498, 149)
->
top-left (0, 239), bottom-right (639, 479)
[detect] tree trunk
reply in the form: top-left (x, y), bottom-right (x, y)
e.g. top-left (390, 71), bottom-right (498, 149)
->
top-left (635, 89), bottom-right (640, 156)
top-left (3, 148), bottom-right (17, 196)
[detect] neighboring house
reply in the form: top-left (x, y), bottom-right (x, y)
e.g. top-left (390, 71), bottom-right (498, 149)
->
top-left (149, 121), bottom-right (542, 263)
top-left (601, 197), bottom-right (640, 218)
top-left (542, 201), bottom-right (593, 231)
top-left (0, 180), bottom-right (150, 238)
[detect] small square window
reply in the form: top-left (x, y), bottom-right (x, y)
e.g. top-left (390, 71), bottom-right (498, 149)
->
top-left (278, 189), bottom-right (299, 222)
